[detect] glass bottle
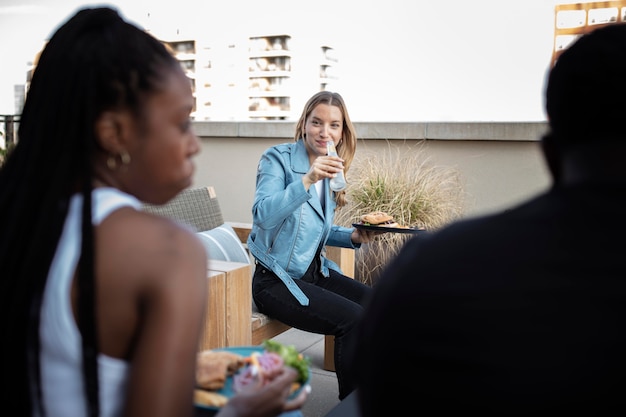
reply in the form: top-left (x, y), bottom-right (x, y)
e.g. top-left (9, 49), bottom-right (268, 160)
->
top-left (327, 141), bottom-right (347, 192)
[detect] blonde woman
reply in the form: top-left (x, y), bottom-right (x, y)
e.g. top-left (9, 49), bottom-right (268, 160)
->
top-left (247, 91), bottom-right (377, 401)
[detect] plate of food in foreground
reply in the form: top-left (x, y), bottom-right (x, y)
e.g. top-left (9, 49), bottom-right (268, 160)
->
top-left (194, 340), bottom-right (311, 411)
top-left (353, 211), bottom-right (425, 234)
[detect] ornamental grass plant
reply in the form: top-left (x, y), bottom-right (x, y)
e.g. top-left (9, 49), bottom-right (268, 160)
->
top-left (334, 142), bottom-right (465, 285)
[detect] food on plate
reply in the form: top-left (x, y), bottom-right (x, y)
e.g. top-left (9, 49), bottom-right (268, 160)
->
top-left (194, 342), bottom-right (311, 409)
top-left (196, 350), bottom-right (246, 390)
top-left (232, 350), bottom-right (284, 392)
top-left (360, 211), bottom-right (396, 226)
top-left (194, 389), bottom-right (229, 408)
top-left (359, 211), bottom-right (411, 228)
top-left (262, 339), bottom-right (310, 385)
top-left (233, 340), bottom-right (310, 394)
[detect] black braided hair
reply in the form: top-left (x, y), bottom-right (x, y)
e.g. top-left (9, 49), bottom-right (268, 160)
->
top-left (0, 7), bottom-right (181, 416)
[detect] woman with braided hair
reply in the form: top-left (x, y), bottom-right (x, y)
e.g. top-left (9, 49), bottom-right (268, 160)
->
top-left (0, 7), bottom-right (306, 417)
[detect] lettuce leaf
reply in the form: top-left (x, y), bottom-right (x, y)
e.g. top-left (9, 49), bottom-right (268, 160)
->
top-left (262, 339), bottom-right (311, 384)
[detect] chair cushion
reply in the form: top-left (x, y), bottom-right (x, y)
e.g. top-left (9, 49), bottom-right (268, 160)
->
top-left (196, 223), bottom-right (250, 264)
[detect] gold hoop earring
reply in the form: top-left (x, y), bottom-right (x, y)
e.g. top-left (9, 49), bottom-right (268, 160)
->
top-left (106, 155), bottom-right (117, 170)
top-left (120, 151), bottom-right (131, 165)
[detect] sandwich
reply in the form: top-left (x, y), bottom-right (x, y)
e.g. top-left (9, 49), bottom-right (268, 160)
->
top-left (359, 211), bottom-right (399, 228)
top-left (194, 389), bottom-right (229, 408)
top-left (232, 340), bottom-right (311, 395)
top-left (262, 339), bottom-right (310, 385)
top-left (196, 350), bottom-right (247, 390)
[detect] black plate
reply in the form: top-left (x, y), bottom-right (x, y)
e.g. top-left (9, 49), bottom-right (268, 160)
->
top-left (352, 223), bottom-right (424, 234)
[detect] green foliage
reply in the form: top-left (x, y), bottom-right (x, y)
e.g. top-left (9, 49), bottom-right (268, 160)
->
top-left (263, 339), bottom-right (311, 384)
top-left (335, 141), bottom-right (465, 285)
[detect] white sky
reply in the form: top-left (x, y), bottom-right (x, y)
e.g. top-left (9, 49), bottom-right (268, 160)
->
top-left (0, 0), bottom-right (569, 121)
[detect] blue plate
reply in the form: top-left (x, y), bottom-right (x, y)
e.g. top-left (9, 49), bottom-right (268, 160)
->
top-left (194, 346), bottom-right (310, 410)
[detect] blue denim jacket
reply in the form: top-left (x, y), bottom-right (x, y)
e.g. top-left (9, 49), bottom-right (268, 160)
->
top-left (247, 139), bottom-right (359, 306)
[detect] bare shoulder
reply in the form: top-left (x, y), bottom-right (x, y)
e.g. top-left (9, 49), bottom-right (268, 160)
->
top-left (94, 206), bottom-right (208, 360)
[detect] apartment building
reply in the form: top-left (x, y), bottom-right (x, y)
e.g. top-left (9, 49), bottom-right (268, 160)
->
top-left (17, 32), bottom-right (337, 122)
top-left (164, 33), bottom-right (339, 121)
top-left (552, 0), bottom-right (626, 66)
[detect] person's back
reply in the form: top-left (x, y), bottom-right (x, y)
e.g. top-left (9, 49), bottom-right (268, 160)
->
top-left (351, 23), bottom-right (626, 416)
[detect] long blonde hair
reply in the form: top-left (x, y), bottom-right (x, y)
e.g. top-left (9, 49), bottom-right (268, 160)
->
top-left (293, 91), bottom-right (357, 207)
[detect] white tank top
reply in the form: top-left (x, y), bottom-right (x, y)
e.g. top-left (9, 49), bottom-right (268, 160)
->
top-left (38, 188), bottom-right (141, 417)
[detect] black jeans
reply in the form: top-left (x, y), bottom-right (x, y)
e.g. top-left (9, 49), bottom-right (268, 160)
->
top-left (252, 260), bottom-right (372, 400)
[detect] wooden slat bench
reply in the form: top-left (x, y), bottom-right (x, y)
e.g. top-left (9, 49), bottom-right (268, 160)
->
top-left (143, 186), bottom-right (354, 371)
top-left (205, 259), bottom-right (253, 348)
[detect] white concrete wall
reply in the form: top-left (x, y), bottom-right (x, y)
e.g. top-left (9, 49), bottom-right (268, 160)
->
top-left (192, 121), bottom-right (551, 224)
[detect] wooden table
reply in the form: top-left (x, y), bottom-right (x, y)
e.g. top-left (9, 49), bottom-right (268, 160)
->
top-left (198, 259), bottom-right (252, 351)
